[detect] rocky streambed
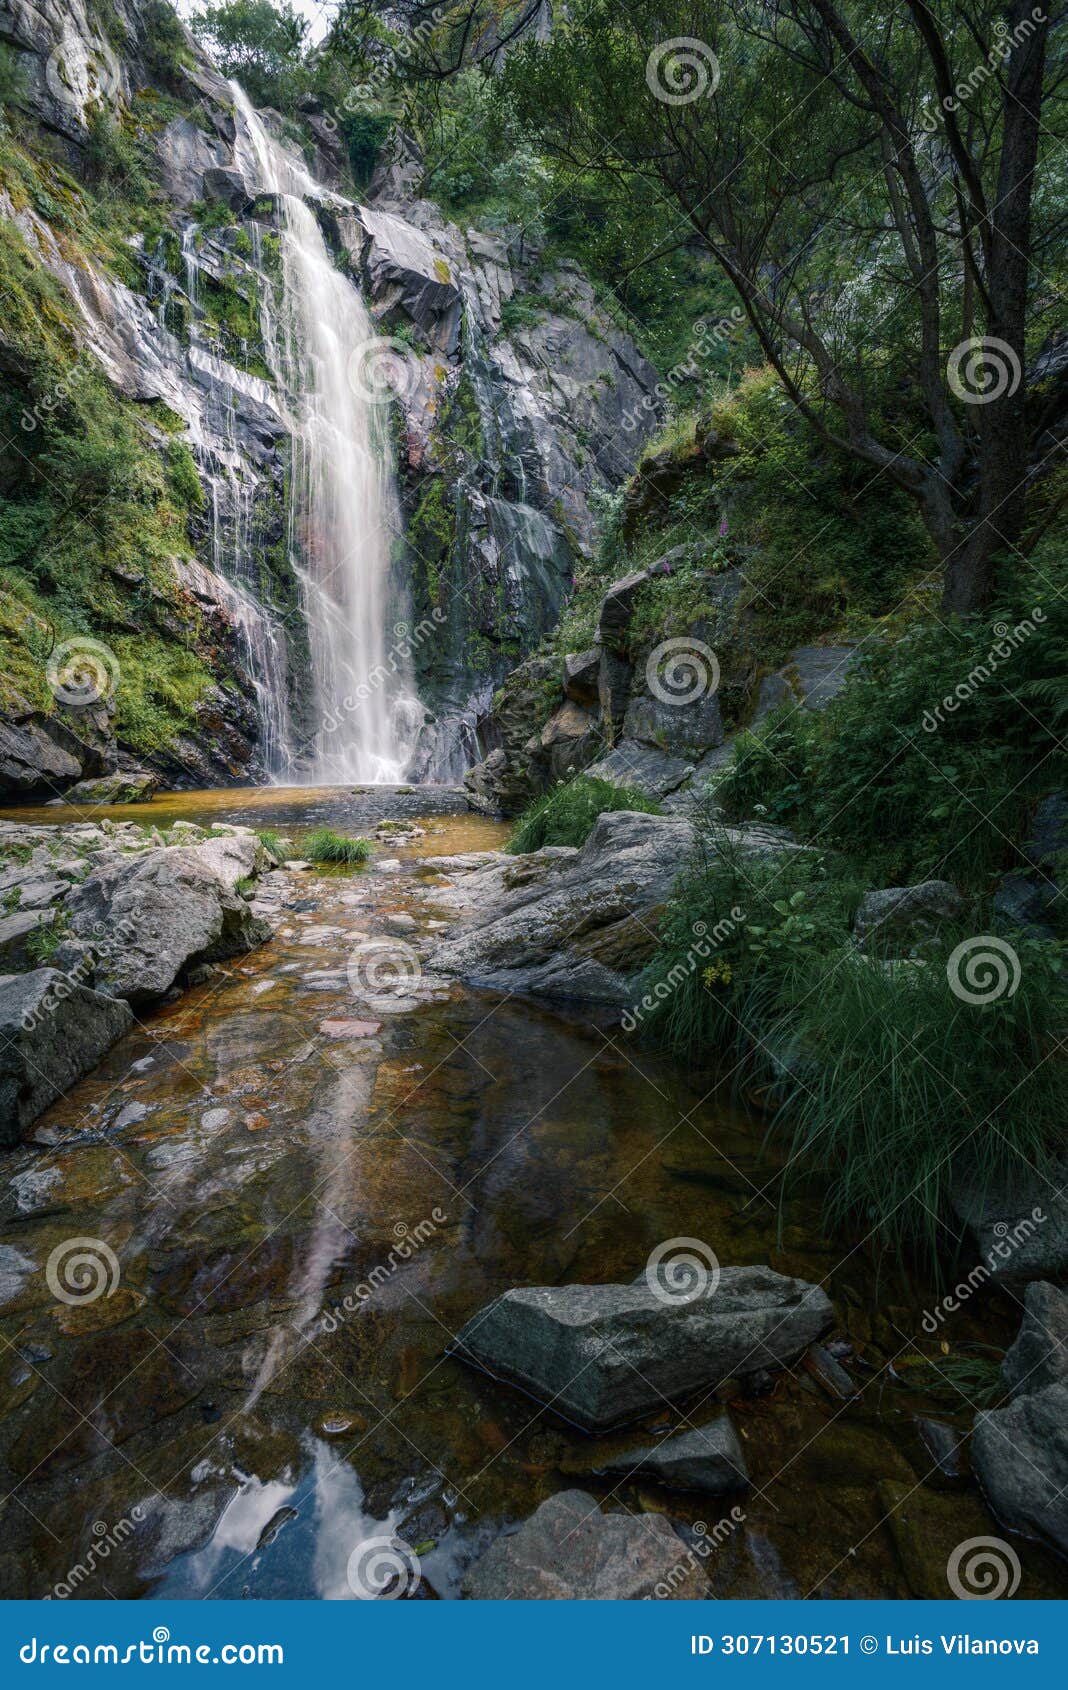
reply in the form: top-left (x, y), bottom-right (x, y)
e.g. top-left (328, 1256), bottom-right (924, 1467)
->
top-left (0, 787), bottom-right (1063, 1600)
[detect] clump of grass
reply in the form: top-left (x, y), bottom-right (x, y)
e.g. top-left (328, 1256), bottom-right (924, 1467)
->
top-left (508, 776), bottom-right (661, 853)
top-left (255, 829), bottom-right (285, 861)
top-left (305, 828), bottom-right (372, 865)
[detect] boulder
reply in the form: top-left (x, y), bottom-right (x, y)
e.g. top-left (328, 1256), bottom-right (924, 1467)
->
top-left (622, 688), bottom-right (725, 760)
top-left (597, 569), bottom-right (652, 651)
top-left (972, 1383), bottom-right (1068, 1558)
top-left (460, 1490), bottom-right (705, 1600)
top-left (0, 908), bottom-right (54, 971)
top-left (539, 701), bottom-right (599, 782)
top-left (450, 1267), bottom-right (833, 1432)
top-left (430, 809), bottom-right (696, 1002)
top-left (1002, 1282), bottom-right (1068, 1398)
top-left (563, 648), bottom-right (600, 707)
top-left (950, 1162), bottom-right (1068, 1283)
top-left (63, 770), bottom-right (158, 805)
top-left (783, 645), bottom-right (858, 710)
top-left (0, 713), bottom-right (84, 798)
top-left (852, 880), bottom-right (964, 951)
top-left (64, 844), bottom-right (268, 1005)
top-left (584, 1416), bottom-right (748, 1496)
top-left (0, 969), bottom-right (133, 1148)
top-left (583, 742), bottom-right (694, 800)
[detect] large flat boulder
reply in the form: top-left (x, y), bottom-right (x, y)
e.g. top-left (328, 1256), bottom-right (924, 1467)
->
top-left (460, 1490), bottom-right (705, 1600)
top-left (429, 809), bottom-right (802, 1003)
top-left (451, 1267), bottom-right (833, 1432)
top-left (64, 843), bottom-right (269, 1005)
top-left (429, 809), bottom-right (696, 1002)
top-left (0, 969), bottom-right (133, 1148)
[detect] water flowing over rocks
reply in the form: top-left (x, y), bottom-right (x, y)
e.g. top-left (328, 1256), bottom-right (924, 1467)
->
top-left (451, 1268), bottom-right (834, 1432)
top-left (0, 1), bottom-right (659, 794)
top-left (460, 1490), bottom-right (707, 1599)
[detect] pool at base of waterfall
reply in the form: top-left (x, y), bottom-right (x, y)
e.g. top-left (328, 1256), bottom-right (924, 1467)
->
top-left (0, 787), bottom-right (1061, 1601)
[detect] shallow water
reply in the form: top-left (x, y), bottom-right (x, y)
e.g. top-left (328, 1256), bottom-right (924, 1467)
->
top-left (0, 788), bottom-right (1061, 1600)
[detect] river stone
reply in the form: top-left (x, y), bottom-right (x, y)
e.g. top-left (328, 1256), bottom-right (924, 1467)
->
top-left (588, 1416), bottom-right (748, 1496)
top-left (63, 770), bottom-right (158, 805)
top-left (0, 969), bottom-right (133, 1147)
top-left (1002, 1282), bottom-right (1068, 1398)
top-left (972, 1383), bottom-right (1068, 1557)
top-left (852, 880), bottom-right (964, 951)
top-left (950, 1161), bottom-right (1068, 1282)
top-left (64, 844), bottom-right (269, 1005)
top-left (451, 1267), bottom-right (833, 1432)
top-left (460, 1490), bottom-right (705, 1600)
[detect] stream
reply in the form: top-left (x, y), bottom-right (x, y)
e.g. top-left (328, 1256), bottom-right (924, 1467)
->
top-left (0, 786), bottom-right (1061, 1601)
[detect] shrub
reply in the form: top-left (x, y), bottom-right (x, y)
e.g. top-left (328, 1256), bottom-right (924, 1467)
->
top-left (508, 776), bottom-right (660, 853)
top-left (715, 569), bottom-right (1068, 891)
top-left (305, 829), bottom-right (372, 864)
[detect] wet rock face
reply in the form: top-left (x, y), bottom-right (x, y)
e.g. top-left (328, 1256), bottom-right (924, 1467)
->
top-left (0, 969), bottom-right (133, 1149)
top-left (451, 1268), bottom-right (834, 1433)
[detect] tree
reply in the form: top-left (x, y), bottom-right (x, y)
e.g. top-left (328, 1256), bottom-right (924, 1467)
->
top-left (188, 0), bottom-right (308, 109)
top-left (497, 0), bottom-right (1066, 611)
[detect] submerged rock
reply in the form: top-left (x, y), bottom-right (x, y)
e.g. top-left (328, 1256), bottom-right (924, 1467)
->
top-left (0, 969), bottom-right (133, 1148)
top-left (461, 1490), bottom-right (705, 1599)
top-left (582, 1416), bottom-right (749, 1496)
top-left (451, 1268), bottom-right (833, 1432)
top-left (62, 770), bottom-right (159, 805)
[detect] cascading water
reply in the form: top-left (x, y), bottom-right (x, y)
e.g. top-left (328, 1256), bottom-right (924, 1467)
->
top-left (230, 84), bottom-right (421, 784)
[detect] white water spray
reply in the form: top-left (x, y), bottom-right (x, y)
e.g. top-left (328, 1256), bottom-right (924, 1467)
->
top-left (231, 85), bottom-right (421, 783)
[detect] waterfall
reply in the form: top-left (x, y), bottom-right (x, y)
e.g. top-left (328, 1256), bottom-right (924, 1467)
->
top-left (230, 85), bottom-right (421, 785)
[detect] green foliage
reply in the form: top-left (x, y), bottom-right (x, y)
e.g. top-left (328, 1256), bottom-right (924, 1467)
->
top-left (716, 565), bottom-right (1068, 890)
top-left (0, 44), bottom-right (27, 119)
top-left (508, 775), bottom-right (660, 853)
top-left (305, 828), bottom-right (373, 864)
top-left (141, 1), bottom-right (195, 87)
top-left (84, 108), bottom-right (148, 196)
top-left (255, 829), bottom-right (285, 860)
top-left (167, 440), bottom-right (205, 510)
top-left (26, 918), bottom-right (63, 963)
top-left (188, 0), bottom-right (308, 110)
top-left (639, 823), bottom-right (1067, 1265)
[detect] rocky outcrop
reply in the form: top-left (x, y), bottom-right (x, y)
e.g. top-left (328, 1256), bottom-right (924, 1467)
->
top-left (994, 792), bottom-right (1067, 938)
top-left (972, 1288), bottom-right (1068, 1558)
top-left (463, 551), bottom-right (860, 815)
top-left (426, 808), bottom-right (799, 1003)
top-left (461, 1490), bottom-right (706, 1600)
top-left (450, 1268), bottom-right (833, 1432)
top-left (0, 969), bottom-right (133, 1149)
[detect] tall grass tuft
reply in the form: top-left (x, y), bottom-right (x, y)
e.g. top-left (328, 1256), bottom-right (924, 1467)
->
top-left (305, 828), bottom-right (372, 865)
top-left (508, 775), bottom-right (660, 853)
